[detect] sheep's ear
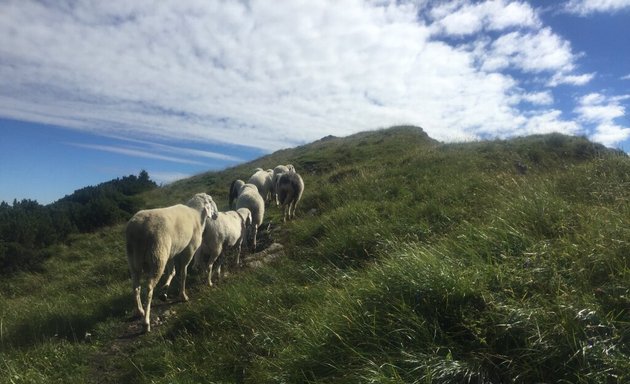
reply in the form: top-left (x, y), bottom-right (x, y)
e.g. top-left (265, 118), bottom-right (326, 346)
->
top-left (205, 201), bottom-right (218, 220)
top-left (200, 207), bottom-right (209, 221)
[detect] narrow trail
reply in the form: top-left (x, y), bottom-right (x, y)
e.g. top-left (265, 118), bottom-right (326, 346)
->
top-left (87, 223), bottom-right (286, 383)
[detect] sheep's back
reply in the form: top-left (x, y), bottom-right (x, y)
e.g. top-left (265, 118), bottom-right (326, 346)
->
top-left (126, 205), bottom-right (202, 257)
top-left (247, 170), bottom-right (272, 198)
top-left (278, 172), bottom-right (304, 200)
top-left (236, 191), bottom-right (264, 226)
top-left (203, 211), bottom-right (243, 246)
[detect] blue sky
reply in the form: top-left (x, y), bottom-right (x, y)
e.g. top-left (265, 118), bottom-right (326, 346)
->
top-left (1, 0), bottom-right (629, 204)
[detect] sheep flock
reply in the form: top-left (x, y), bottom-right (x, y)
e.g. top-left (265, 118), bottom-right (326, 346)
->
top-left (126, 164), bottom-right (303, 332)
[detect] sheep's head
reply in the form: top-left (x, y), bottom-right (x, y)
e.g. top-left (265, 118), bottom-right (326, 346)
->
top-left (188, 193), bottom-right (219, 220)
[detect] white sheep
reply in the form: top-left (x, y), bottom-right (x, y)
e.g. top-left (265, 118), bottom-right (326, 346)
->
top-left (235, 183), bottom-right (265, 251)
top-left (247, 168), bottom-right (274, 203)
top-left (271, 164), bottom-right (296, 206)
top-left (125, 193), bottom-right (218, 333)
top-left (194, 207), bottom-right (252, 287)
top-left (228, 179), bottom-right (245, 209)
top-left (277, 171), bottom-right (304, 222)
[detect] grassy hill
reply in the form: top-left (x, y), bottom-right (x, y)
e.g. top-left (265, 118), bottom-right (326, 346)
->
top-left (1, 126), bottom-right (629, 383)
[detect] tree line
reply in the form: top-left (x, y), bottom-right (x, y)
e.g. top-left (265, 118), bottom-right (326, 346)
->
top-left (0, 170), bottom-right (157, 273)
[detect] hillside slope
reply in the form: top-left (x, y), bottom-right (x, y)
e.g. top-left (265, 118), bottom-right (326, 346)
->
top-left (1, 126), bottom-right (629, 383)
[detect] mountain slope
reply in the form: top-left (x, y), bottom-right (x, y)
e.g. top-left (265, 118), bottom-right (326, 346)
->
top-left (1, 126), bottom-right (629, 383)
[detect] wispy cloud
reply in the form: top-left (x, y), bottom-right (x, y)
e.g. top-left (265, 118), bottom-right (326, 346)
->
top-left (564, 0), bottom-right (630, 15)
top-left (429, 0), bottom-right (541, 36)
top-left (103, 135), bottom-right (244, 162)
top-left (67, 143), bottom-right (208, 166)
top-left (549, 72), bottom-right (595, 86)
top-left (0, 0), bottom-right (625, 151)
top-left (520, 91), bottom-right (554, 105)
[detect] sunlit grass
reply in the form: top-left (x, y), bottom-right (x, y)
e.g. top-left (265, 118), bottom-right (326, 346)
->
top-left (1, 127), bottom-right (629, 383)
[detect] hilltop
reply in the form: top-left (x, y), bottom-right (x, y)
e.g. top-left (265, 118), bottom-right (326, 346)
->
top-left (1, 126), bottom-right (629, 383)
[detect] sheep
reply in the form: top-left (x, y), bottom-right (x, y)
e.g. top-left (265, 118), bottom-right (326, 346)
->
top-left (125, 193), bottom-right (218, 333)
top-left (194, 208), bottom-right (252, 287)
top-left (277, 171), bottom-right (304, 222)
top-left (275, 164), bottom-right (295, 173)
top-left (271, 164), bottom-right (296, 205)
top-left (228, 179), bottom-right (245, 209)
top-left (235, 183), bottom-right (265, 251)
top-left (247, 168), bottom-right (274, 203)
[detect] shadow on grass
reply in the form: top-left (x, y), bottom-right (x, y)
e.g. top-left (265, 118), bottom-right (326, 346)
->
top-left (2, 292), bottom-right (131, 349)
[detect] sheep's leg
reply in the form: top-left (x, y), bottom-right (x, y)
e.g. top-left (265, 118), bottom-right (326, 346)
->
top-left (208, 244), bottom-right (223, 287)
top-left (143, 261), bottom-right (166, 333)
top-left (219, 245), bottom-right (234, 274)
top-left (294, 195), bottom-right (301, 219)
top-left (290, 199), bottom-right (297, 220)
top-left (235, 238), bottom-right (243, 268)
top-left (192, 245), bottom-right (205, 272)
top-left (127, 249), bottom-right (145, 317)
top-left (252, 224), bottom-right (258, 251)
top-left (143, 281), bottom-right (155, 333)
top-left (206, 259), bottom-right (214, 287)
top-left (176, 251), bottom-right (193, 302)
top-left (159, 260), bottom-right (176, 301)
top-left (240, 228), bottom-right (249, 253)
top-left (206, 246), bottom-right (222, 287)
top-left (130, 270), bottom-right (144, 318)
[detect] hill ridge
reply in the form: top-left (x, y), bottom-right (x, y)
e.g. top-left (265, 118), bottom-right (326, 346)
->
top-left (1, 126), bottom-right (629, 383)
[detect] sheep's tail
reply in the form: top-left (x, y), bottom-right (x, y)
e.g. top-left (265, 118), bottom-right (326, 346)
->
top-left (277, 174), bottom-right (296, 205)
top-left (289, 177), bottom-right (301, 202)
top-left (288, 173), bottom-right (304, 205)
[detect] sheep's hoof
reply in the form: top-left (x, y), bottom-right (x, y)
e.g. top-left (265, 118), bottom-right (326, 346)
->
top-left (159, 293), bottom-right (168, 302)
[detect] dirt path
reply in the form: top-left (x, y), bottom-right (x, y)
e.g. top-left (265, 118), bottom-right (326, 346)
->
top-left (87, 240), bottom-right (286, 383)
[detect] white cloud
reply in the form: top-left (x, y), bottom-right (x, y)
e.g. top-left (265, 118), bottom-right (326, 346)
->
top-left (0, 0), bottom-right (622, 154)
top-left (549, 72), bottom-right (595, 86)
top-left (622, 74), bottom-right (630, 80)
top-left (565, 0), bottom-right (630, 15)
top-left (482, 28), bottom-right (576, 73)
top-left (67, 143), bottom-right (209, 166)
top-left (520, 91), bottom-right (554, 105)
top-left (576, 93), bottom-right (625, 122)
top-left (575, 93), bottom-right (630, 146)
top-left (429, 0), bottom-right (540, 36)
top-left (523, 110), bottom-right (581, 135)
top-left (590, 123), bottom-right (630, 145)
top-left (104, 136), bottom-right (244, 162)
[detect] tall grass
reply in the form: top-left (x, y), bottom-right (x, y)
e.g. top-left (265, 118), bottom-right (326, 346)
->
top-left (1, 127), bottom-right (629, 383)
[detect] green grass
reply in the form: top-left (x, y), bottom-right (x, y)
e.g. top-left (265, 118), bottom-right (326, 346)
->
top-left (1, 126), bottom-right (629, 383)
